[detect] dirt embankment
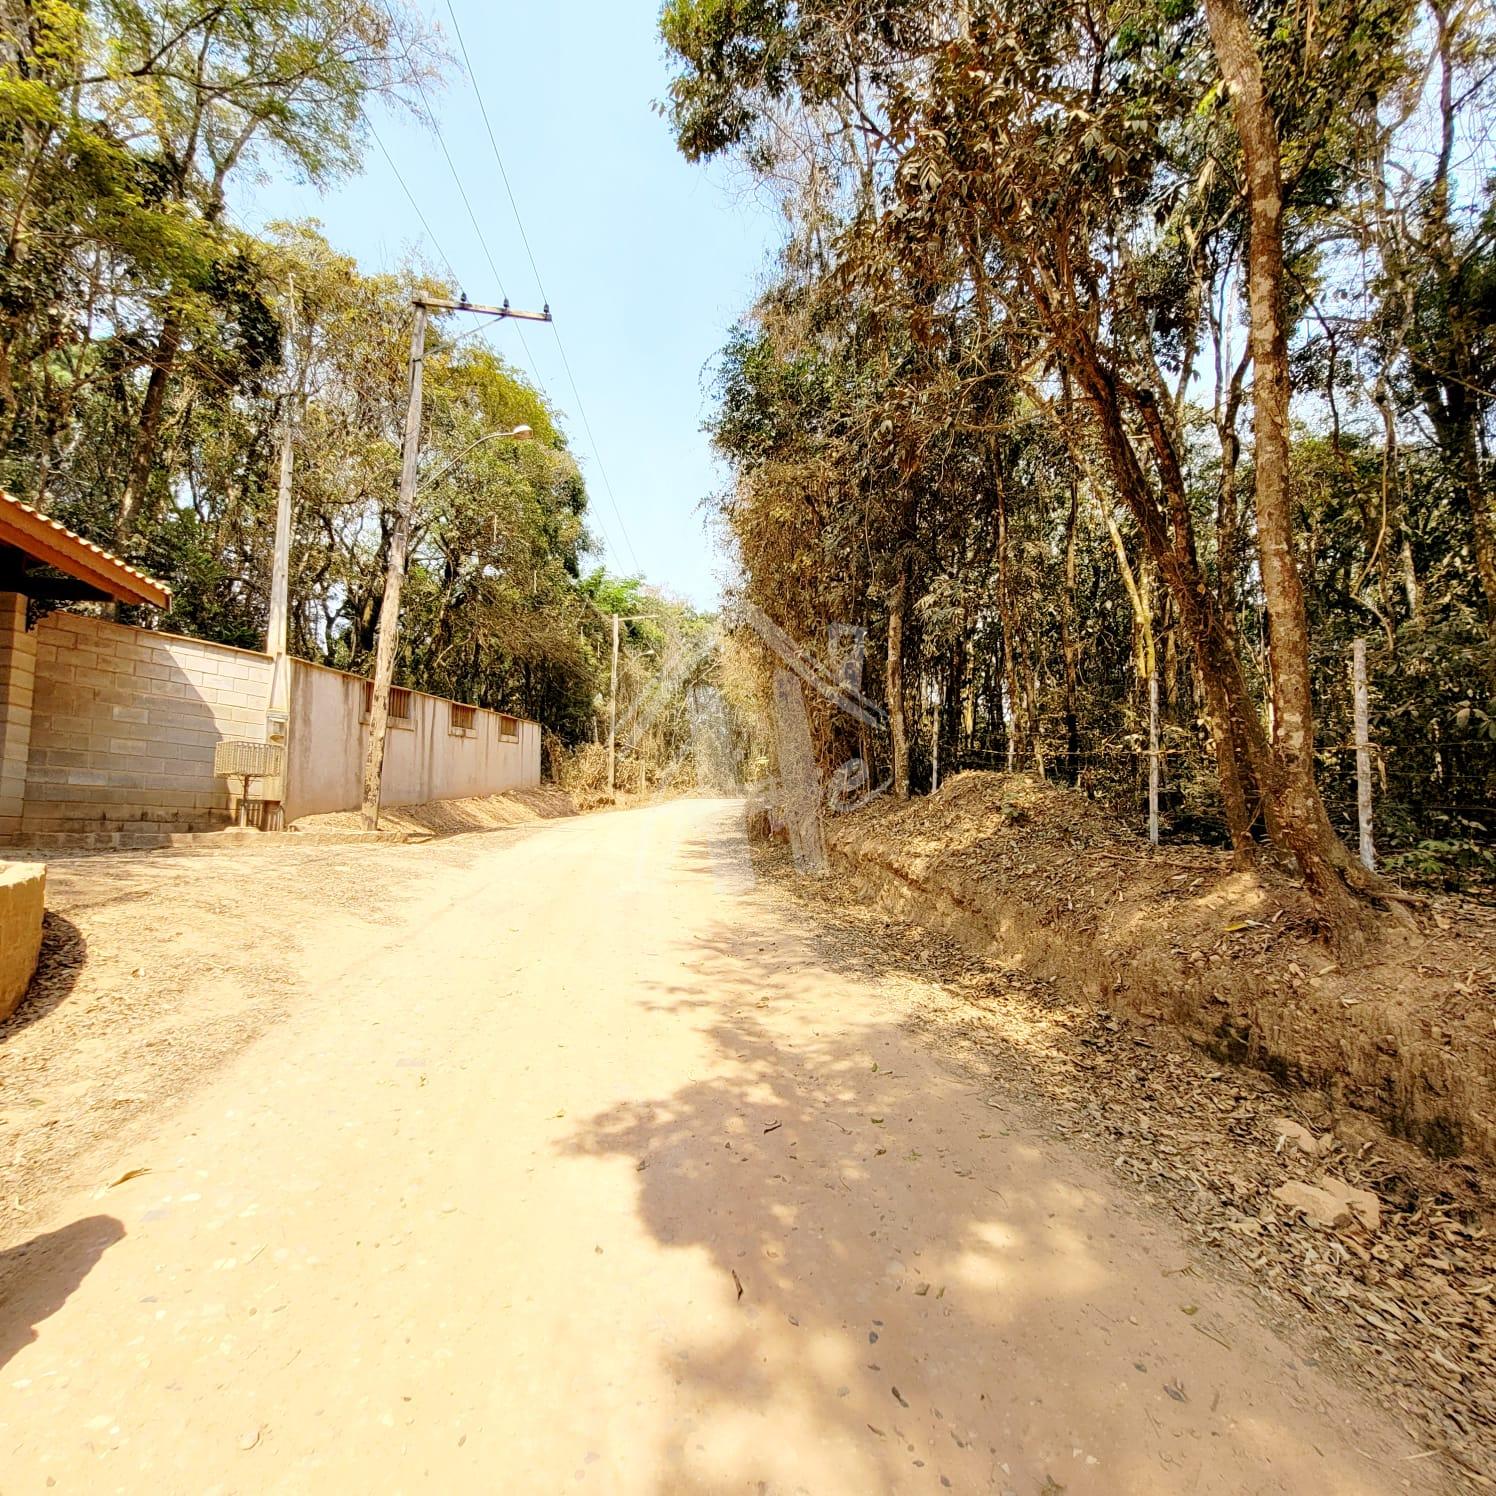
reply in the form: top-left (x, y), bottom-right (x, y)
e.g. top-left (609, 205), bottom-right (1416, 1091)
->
top-left (820, 772), bottom-right (1496, 1167)
top-left (291, 786), bottom-right (580, 838)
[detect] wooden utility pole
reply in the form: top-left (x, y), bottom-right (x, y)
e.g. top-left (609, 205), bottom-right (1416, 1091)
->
top-left (607, 612), bottom-right (620, 800)
top-left (1353, 638), bottom-right (1375, 870)
top-left (361, 295), bottom-right (550, 829)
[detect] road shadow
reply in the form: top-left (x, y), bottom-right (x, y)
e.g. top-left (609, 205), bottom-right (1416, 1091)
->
top-left (0, 910), bottom-right (85, 1039)
top-left (557, 818), bottom-right (1413, 1494)
top-left (0, 1215), bottom-right (124, 1369)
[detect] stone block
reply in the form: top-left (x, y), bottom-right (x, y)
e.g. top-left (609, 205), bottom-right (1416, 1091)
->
top-left (0, 862), bottom-right (44, 1020)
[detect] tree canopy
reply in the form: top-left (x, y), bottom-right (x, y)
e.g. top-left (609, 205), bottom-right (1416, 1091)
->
top-left (663, 0), bottom-right (1496, 922)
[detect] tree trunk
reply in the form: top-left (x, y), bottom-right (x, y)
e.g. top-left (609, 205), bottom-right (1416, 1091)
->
top-left (115, 311), bottom-right (183, 552)
top-left (1066, 333), bottom-right (1261, 856)
top-left (995, 484), bottom-right (1027, 770)
top-left (886, 563), bottom-right (910, 798)
top-left (1206, 0), bottom-right (1374, 931)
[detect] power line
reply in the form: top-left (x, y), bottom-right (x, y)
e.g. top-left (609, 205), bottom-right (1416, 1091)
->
top-left (441, 1), bottom-right (548, 298)
top-left (366, 116), bottom-right (463, 287)
top-left (442, 0), bottom-right (643, 576)
top-left (392, 55), bottom-right (546, 391)
top-left (371, 3), bottom-right (628, 569)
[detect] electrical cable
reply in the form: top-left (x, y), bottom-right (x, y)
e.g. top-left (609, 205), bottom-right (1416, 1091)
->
top-left (441, 0), bottom-right (643, 575)
top-left (366, 116), bottom-right (464, 288)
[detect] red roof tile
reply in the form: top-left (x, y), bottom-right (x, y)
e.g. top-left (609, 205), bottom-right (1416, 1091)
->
top-left (0, 492), bottom-right (171, 608)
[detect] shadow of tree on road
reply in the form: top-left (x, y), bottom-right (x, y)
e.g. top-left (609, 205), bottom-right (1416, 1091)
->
top-left (0, 1215), bottom-right (124, 1370)
top-left (560, 832), bottom-right (1402, 1495)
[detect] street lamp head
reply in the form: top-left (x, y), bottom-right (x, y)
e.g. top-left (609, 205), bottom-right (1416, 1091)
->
top-left (508, 424), bottom-right (533, 442)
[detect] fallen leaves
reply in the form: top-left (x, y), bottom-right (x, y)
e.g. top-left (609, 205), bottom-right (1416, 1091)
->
top-left (758, 830), bottom-right (1496, 1484)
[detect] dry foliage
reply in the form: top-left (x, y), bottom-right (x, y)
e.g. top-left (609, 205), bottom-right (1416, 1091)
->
top-left (825, 773), bottom-right (1496, 1166)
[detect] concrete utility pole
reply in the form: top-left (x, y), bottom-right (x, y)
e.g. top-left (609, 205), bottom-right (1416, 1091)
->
top-left (361, 295), bottom-right (550, 830)
top-left (1352, 637), bottom-right (1375, 870)
top-left (1148, 668), bottom-right (1160, 847)
top-left (266, 390), bottom-right (295, 662)
top-left (266, 273), bottom-right (299, 664)
top-left (263, 278), bottom-right (299, 826)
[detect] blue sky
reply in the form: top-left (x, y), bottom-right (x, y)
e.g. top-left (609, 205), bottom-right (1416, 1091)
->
top-left (235, 1), bottom-right (778, 610)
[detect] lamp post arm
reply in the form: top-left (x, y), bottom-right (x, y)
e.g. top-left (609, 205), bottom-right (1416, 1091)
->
top-left (416, 428), bottom-right (528, 496)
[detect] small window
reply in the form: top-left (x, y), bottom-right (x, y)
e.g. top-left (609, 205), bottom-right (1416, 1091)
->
top-left (450, 703), bottom-right (476, 734)
top-left (363, 682), bottom-right (412, 721)
top-left (499, 713), bottom-right (519, 741)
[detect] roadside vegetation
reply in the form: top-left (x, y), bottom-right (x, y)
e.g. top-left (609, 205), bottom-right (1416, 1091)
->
top-left (661, 0), bottom-right (1496, 926)
top-left (0, 0), bottom-right (718, 756)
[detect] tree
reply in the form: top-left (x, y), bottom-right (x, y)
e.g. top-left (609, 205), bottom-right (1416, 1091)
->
top-left (661, 0), bottom-right (1475, 931)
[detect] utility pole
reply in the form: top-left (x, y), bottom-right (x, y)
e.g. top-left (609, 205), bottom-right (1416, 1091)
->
top-left (931, 677), bottom-right (942, 795)
top-left (1353, 637), bottom-right (1375, 870)
top-left (1147, 668), bottom-right (1160, 846)
top-left (263, 277), bottom-right (299, 827)
top-left (266, 384), bottom-right (295, 661)
top-left (361, 295), bottom-right (550, 829)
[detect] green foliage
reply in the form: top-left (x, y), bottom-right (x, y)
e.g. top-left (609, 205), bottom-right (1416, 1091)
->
top-left (0, 1), bottom-right (679, 756)
top-left (664, 0), bottom-right (1496, 878)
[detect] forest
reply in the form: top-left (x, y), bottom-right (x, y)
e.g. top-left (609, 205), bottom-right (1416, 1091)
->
top-left (0, 0), bottom-right (701, 764)
top-left (662, 0), bottom-right (1496, 925)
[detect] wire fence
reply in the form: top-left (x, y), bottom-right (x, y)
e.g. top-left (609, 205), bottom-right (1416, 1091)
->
top-left (944, 678), bottom-right (1495, 894)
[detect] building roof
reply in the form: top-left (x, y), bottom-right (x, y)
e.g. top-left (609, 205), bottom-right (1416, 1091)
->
top-left (0, 492), bottom-right (171, 608)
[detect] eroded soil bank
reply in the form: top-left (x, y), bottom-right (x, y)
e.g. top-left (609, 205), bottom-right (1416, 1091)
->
top-left (819, 772), bottom-right (1496, 1168)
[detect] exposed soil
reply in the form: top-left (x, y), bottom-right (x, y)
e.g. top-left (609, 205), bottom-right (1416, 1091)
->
top-left (823, 772), bottom-right (1496, 1165)
top-left (291, 785), bottom-right (580, 837)
top-left (0, 800), bottom-right (1449, 1492)
top-left (0, 828), bottom-right (551, 1237)
top-left (765, 774), bottom-right (1496, 1483)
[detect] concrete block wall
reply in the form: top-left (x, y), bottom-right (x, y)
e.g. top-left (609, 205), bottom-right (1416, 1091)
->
top-left (0, 861), bottom-right (44, 1019)
top-left (18, 613), bottom-right (272, 844)
top-left (0, 593), bottom-right (37, 840)
top-left (283, 659), bottom-right (542, 822)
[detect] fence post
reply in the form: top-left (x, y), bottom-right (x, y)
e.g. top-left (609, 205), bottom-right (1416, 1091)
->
top-left (931, 676), bottom-right (942, 795)
top-left (1352, 637), bottom-right (1375, 870)
top-left (1148, 668), bottom-right (1160, 846)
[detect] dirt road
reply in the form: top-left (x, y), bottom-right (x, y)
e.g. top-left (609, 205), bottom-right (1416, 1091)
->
top-left (0, 799), bottom-right (1436, 1492)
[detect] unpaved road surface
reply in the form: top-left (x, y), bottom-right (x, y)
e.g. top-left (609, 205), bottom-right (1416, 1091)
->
top-left (0, 799), bottom-right (1437, 1492)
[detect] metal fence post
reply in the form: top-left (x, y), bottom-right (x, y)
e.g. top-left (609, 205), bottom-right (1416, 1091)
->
top-left (1353, 637), bottom-right (1375, 870)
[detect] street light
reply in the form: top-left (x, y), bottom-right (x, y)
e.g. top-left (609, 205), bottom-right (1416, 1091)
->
top-left (416, 424), bottom-right (533, 496)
